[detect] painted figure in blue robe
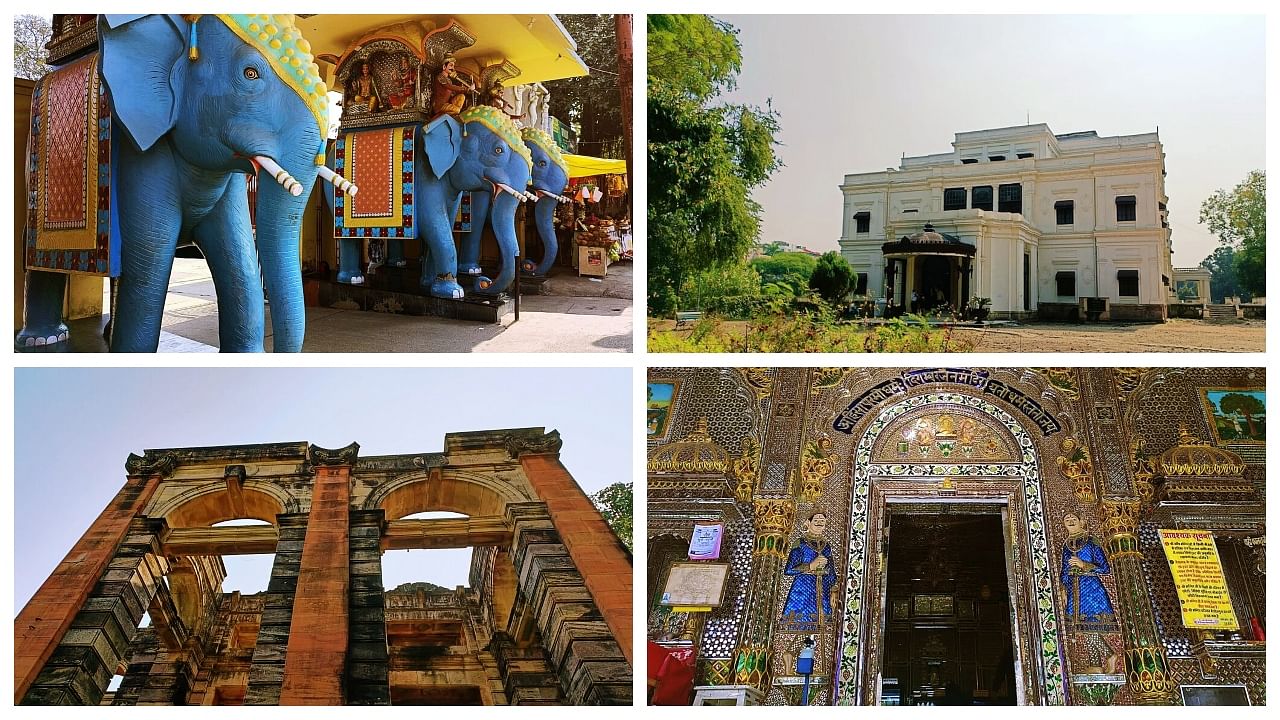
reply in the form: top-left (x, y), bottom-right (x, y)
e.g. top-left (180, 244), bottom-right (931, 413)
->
top-left (1061, 512), bottom-right (1122, 673)
top-left (779, 512), bottom-right (839, 632)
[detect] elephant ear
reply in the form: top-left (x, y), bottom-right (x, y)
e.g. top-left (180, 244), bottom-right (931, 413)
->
top-left (99, 14), bottom-right (187, 152)
top-left (421, 114), bottom-right (463, 180)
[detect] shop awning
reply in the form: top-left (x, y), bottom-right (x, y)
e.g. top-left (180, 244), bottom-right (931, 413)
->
top-left (564, 154), bottom-right (627, 178)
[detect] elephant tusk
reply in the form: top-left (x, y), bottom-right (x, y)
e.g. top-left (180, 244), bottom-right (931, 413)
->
top-left (253, 155), bottom-right (303, 197)
top-left (524, 191), bottom-right (540, 202)
top-left (318, 166), bottom-right (359, 197)
top-left (494, 183), bottom-right (527, 202)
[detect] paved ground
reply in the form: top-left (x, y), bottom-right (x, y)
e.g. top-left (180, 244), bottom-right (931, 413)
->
top-left (67, 257), bottom-right (633, 352)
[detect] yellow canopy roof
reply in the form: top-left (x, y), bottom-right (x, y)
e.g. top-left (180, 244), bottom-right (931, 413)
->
top-left (564, 154), bottom-right (627, 178)
top-left (296, 14), bottom-right (587, 85)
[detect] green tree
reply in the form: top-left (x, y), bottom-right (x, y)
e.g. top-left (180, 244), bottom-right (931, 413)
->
top-left (808, 251), bottom-right (855, 305)
top-left (679, 263), bottom-right (761, 310)
top-left (14, 14), bottom-right (52, 81)
top-left (1199, 245), bottom-right (1242, 303)
top-left (590, 482), bottom-right (633, 552)
top-left (760, 241), bottom-right (785, 256)
top-left (1200, 170), bottom-right (1265, 296)
top-left (1218, 393), bottom-right (1264, 439)
top-left (648, 15), bottom-right (782, 316)
top-left (750, 251), bottom-right (817, 296)
top-left (546, 15), bottom-right (624, 158)
top-left (647, 14), bottom-right (741, 100)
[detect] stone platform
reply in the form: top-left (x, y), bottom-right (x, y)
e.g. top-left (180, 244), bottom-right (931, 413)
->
top-left (311, 266), bottom-right (512, 324)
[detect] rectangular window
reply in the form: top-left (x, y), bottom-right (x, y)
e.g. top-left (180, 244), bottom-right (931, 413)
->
top-left (1116, 195), bottom-right (1137, 222)
top-left (1117, 269), bottom-right (1139, 297)
top-left (972, 186), bottom-right (993, 211)
top-left (854, 211), bottom-right (870, 234)
top-left (1055, 271), bottom-right (1076, 297)
top-left (988, 155), bottom-right (1005, 161)
top-left (1016, 152), bottom-right (1034, 159)
top-left (961, 158), bottom-right (979, 164)
top-left (998, 183), bottom-right (1022, 214)
top-left (1055, 200), bottom-right (1074, 225)
top-left (943, 188), bottom-right (966, 211)
top-left (855, 273), bottom-right (868, 295)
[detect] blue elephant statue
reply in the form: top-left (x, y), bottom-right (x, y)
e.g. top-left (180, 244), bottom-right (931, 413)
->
top-left (330, 105), bottom-right (532, 299)
top-left (17, 14), bottom-right (335, 352)
top-left (457, 125), bottom-right (569, 294)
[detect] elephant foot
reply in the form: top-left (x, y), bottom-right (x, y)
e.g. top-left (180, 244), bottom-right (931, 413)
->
top-left (429, 277), bottom-right (465, 299)
top-left (15, 326), bottom-right (70, 352)
top-left (459, 263), bottom-right (483, 276)
top-left (337, 272), bottom-right (365, 285)
top-left (474, 276), bottom-right (500, 295)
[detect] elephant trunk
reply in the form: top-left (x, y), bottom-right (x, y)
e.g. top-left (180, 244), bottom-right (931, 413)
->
top-left (524, 194), bottom-right (560, 276)
top-left (255, 152), bottom-right (318, 352)
top-left (476, 190), bottom-right (522, 295)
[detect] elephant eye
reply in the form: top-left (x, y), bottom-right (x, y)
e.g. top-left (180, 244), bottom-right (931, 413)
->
top-left (538, 160), bottom-right (547, 167)
top-left (493, 146), bottom-right (504, 155)
top-left (244, 67), bottom-right (260, 80)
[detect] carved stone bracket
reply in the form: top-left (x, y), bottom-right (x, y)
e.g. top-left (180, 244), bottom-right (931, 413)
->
top-left (308, 442), bottom-right (361, 467)
top-left (504, 429), bottom-right (563, 458)
top-left (224, 465), bottom-right (247, 484)
top-left (125, 452), bottom-right (179, 478)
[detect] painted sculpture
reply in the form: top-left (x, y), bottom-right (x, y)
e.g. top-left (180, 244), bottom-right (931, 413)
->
top-left (779, 512), bottom-right (840, 633)
top-left (18, 14), bottom-right (342, 352)
top-left (457, 126), bottom-right (569, 294)
top-left (330, 105), bottom-right (531, 298)
top-left (1060, 512), bottom-right (1122, 674)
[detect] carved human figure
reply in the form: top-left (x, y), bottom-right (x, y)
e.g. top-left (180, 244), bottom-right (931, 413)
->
top-left (348, 61), bottom-right (380, 112)
top-left (1061, 512), bottom-right (1122, 673)
top-left (386, 55), bottom-right (416, 110)
top-left (433, 55), bottom-right (474, 117)
top-left (779, 513), bottom-right (839, 632)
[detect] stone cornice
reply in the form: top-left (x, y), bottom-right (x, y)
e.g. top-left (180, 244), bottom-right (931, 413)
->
top-left (307, 442), bottom-right (361, 467)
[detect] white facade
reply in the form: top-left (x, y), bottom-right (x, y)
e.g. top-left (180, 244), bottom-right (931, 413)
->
top-left (838, 124), bottom-right (1175, 320)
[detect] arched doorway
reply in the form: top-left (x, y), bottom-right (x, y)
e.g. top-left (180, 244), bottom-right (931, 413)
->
top-left (834, 391), bottom-right (1066, 706)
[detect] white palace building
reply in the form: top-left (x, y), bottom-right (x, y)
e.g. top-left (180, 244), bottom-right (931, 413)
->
top-left (839, 124), bottom-right (1208, 321)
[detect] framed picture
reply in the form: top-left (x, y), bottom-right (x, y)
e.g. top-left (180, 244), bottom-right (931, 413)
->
top-left (1199, 388), bottom-right (1265, 444)
top-left (660, 562), bottom-right (731, 607)
top-left (1181, 685), bottom-right (1250, 706)
top-left (648, 380), bottom-right (682, 440)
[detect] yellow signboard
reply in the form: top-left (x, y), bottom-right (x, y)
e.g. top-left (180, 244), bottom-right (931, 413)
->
top-left (1158, 529), bottom-right (1239, 630)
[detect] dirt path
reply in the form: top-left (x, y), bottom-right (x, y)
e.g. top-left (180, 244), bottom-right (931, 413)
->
top-left (951, 319), bottom-right (1264, 353)
top-left (649, 317), bottom-right (1264, 353)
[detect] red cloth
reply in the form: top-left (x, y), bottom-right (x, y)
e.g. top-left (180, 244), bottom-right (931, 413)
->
top-left (648, 641), bottom-right (696, 705)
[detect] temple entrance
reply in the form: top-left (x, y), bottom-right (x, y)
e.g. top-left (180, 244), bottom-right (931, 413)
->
top-left (879, 510), bottom-right (1017, 706)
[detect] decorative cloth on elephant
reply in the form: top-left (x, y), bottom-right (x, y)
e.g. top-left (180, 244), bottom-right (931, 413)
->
top-left (215, 14), bottom-right (328, 158)
top-left (461, 105), bottom-right (532, 173)
top-left (333, 126), bottom-right (417, 239)
top-left (521, 126), bottom-right (568, 178)
top-left (27, 52), bottom-right (115, 275)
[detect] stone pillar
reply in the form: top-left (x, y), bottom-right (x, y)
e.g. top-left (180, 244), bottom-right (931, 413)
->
top-left (487, 629), bottom-right (561, 705)
top-left (14, 458), bottom-right (168, 701)
top-left (111, 629), bottom-right (160, 705)
top-left (278, 443), bottom-right (357, 705)
top-left (244, 514), bottom-right (308, 705)
top-left (731, 496), bottom-right (795, 690)
top-left (20, 517), bottom-right (169, 705)
top-left (346, 509), bottom-right (390, 705)
top-left (1100, 499), bottom-right (1176, 705)
top-left (516, 450), bottom-right (633, 665)
top-left (505, 501), bottom-right (631, 705)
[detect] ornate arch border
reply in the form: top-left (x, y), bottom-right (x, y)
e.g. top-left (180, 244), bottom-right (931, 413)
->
top-left (833, 391), bottom-right (1066, 706)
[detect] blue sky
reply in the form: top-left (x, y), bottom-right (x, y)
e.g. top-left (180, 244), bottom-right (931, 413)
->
top-left (719, 14), bottom-right (1265, 265)
top-left (14, 367), bottom-right (632, 608)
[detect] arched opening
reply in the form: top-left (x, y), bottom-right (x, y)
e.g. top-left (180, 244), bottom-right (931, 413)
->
top-left (372, 476), bottom-right (524, 706)
top-left (211, 519), bottom-right (275, 594)
top-left (836, 391), bottom-right (1065, 706)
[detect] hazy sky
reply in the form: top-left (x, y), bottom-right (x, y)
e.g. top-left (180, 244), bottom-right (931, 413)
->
top-left (719, 14), bottom-right (1265, 265)
top-left (14, 367), bottom-right (631, 610)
